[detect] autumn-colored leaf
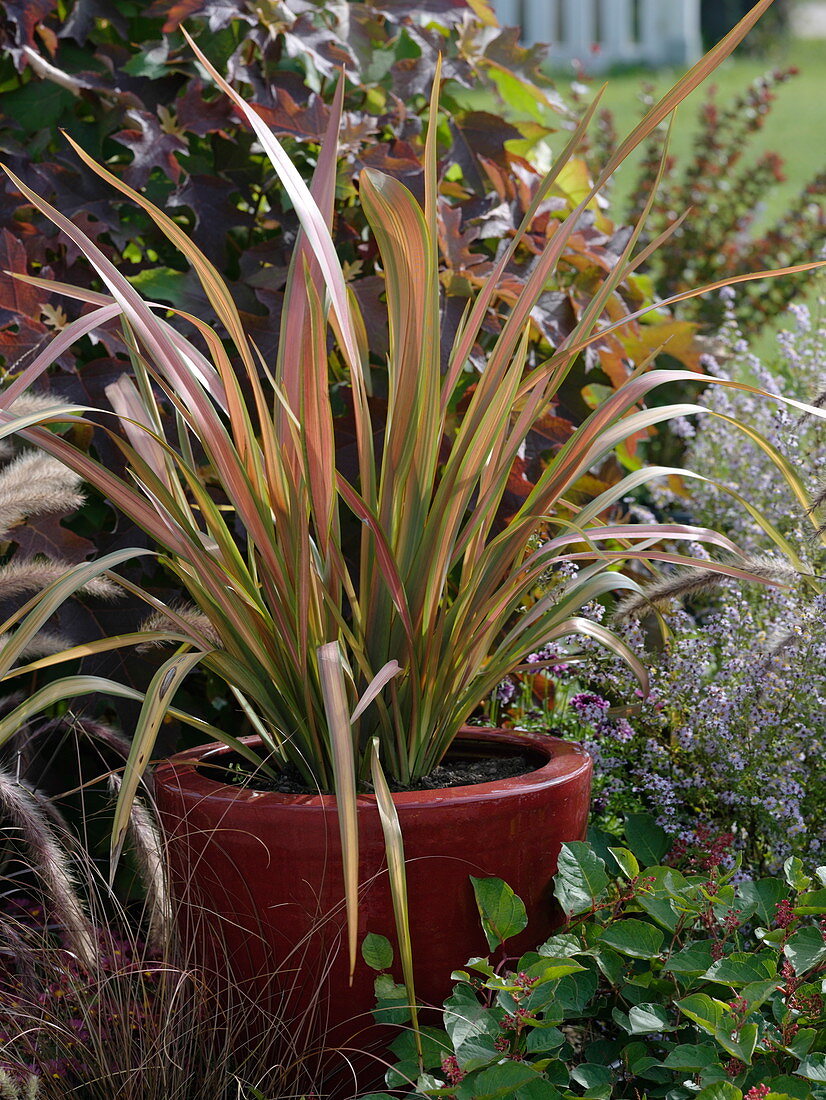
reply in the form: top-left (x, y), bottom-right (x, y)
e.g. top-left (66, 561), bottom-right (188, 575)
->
top-left (0, 315), bottom-right (53, 372)
top-left (619, 319), bottom-right (704, 372)
top-left (438, 205), bottom-right (490, 275)
top-left (3, 0), bottom-right (58, 53)
top-left (9, 513), bottom-right (96, 564)
top-left (113, 110), bottom-right (188, 188)
top-left (0, 228), bottom-right (44, 322)
top-left (175, 77), bottom-right (234, 137)
top-left (251, 90), bottom-right (330, 142)
top-left (146, 0), bottom-right (248, 34)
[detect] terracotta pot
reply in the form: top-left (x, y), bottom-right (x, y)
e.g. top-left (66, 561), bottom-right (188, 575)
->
top-left (153, 728), bottom-right (591, 1084)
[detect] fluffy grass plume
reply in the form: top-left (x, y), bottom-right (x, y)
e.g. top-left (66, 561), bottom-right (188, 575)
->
top-left (615, 554), bottom-right (800, 622)
top-left (0, 767), bottom-right (97, 971)
top-left (0, 559), bottom-right (120, 601)
top-left (0, 451), bottom-right (83, 537)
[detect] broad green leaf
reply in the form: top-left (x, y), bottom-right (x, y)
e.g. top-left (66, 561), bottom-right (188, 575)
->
top-left (128, 266), bottom-right (194, 307)
top-left (599, 919), bottom-right (664, 959)
top-left (665, 941), bottom-right (715, 977)
top-left (516, 1078), bottom-right (564, 1100)
top-left (788, 1028), bottom-right (817, 1057)
top-left (740, 978), bottom-right (782, 1012)
top-left (523, 957), bottom-right (585, 982)
top-left (593, 945), bottom-right (625, 987)
top-left (416, 1075), bottom-right (447, 1093)
top-left (660, 1043), bottom-right (719, 1071)
top-left (553, 842), bottom-right (610, 916)
top-left (538, 933), bottom-right (583, 958)
top-left (737, 878), bottom-right (788, 926)
top-left (383, 1062), bottom-right (421, 1091)
top-left (586, 825), bottom-right (617, 867)
top-left (609, 846), bottom-right (640, 880)
top-left (704, 952), bottom-right (775, 986)
top-left (623, 814), bottom-right (671, 865)
top-left (676, 994), bottom-right (727, 1035)
top-left (637, 892), bottom-right (681, 932)
top-left (372, 975), bottom-right (410, 1026)
top-left (570, 1063), bottom-right (613, 1091)
top-left (628, 1003), bottom-right (675, 1034)
top-left (719, 1023), bottom-right (758, 1065)
top-left (555, 966), bottom-right (599, 1014)
top-left (796, 1054), bottom-right (826, 1083)
top-left (362, 933), bottom-right (394, 972)
top-left (784, 927), bottom-right (826, 973)
top-left (389, 1026), bottom-right (449, 1069)
top-left (457, 1061), bottom-right (542, 1100)
top-left (525, 1025), bottom-right (565, 1053)
top-left (794, 889), bottom-right (826, 916)
top-left (443, 987), bottom-right (499, 1052)
top-left (783, 857), bottom-right (812, 892)
top-left (695, 1084), bottom-right (742, 1100)
top-left (763, 1077), bottom-right (812, 1099)
top-left (470, 877), bottom-right (528, 950)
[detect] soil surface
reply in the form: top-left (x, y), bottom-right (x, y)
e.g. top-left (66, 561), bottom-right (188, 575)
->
top-left (201, 749), bottom-right (538, 795)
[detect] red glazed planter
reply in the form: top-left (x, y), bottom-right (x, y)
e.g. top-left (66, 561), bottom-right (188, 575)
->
top-left (153, 728), bottom-right (591, 1080)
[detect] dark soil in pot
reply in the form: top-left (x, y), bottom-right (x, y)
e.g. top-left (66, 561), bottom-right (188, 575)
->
top-left (198, 740), bottom-right (539, 795)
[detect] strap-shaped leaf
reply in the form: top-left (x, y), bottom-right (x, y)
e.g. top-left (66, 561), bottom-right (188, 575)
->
top-left (111, 650), bottom-right (208, 874)
top-left (317, 641), bottom-right (360, 983)
top-left (370, 738), bottom-right (421, 1066)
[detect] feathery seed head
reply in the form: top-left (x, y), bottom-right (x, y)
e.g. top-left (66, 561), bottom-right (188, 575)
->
top-left (0, 451), bottom-right (84, 539)
top-left (0, 559), bottom-right (120, 602)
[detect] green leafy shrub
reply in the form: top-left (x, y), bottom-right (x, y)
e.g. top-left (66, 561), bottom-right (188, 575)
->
top-left (591, 68), bottom-right (826, 332)
top-left (360, 821), bottom-right (826, 1099)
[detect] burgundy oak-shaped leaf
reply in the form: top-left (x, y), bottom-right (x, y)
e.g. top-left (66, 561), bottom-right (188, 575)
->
top-left (450, 112), bottom-right (523, 177)
top-left (0, 315), bottom-right (54, 372)
top-left (168, 174), bottom-right (253, 265)
top-left (0, 228), bottom-right (44, 324)
top-left (9, 514), bottom-right (97, 564)
top-left (3, 0), bottom-right (58, 53)
top-left (483, 27), bottom-right (560, 96)
top-left (282, 14), bottom-right (357, 80)
top-left (147, 0), bottom-right (251, 33)
top-left (359, 141), bottom-right (423, 199)
top-left (113, 110), bottom-right (187, 188)
top-left (251, 89), bottom-right (330, 142)
top-left (175, 77), bottom-right (235, 136)
top-left (438, 204), bottom-right (491, 276)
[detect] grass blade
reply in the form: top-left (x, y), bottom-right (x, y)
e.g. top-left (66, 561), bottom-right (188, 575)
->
top-left (111, 650), bottom-right (207, 874)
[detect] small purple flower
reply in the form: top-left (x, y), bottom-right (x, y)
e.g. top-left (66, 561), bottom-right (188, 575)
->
top-left (569, 692), bottom-right (610, 727)
top-left (495, 678), bottom-right (516, 705)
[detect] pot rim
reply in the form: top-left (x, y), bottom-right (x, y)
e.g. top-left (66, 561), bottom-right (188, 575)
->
top-left (153, 728), bottom-right (592, 809)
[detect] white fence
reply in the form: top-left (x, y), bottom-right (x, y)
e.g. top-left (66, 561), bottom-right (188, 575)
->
top-left (493, 0), bottom-right (703, 70)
